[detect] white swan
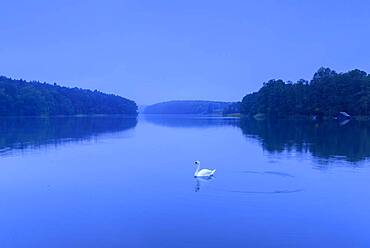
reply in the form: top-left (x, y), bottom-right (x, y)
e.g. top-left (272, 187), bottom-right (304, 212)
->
top-left (194, 161), bottom-right (216, 177)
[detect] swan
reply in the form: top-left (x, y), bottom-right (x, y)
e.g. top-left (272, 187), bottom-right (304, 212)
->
top-left (194, 161), bottom-right (216, 177)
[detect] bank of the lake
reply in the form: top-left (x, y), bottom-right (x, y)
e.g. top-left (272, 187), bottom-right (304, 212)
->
top-left (240, 68), bottom-right (370, 119)
top-left (0, 76), bottom-right (138, 116)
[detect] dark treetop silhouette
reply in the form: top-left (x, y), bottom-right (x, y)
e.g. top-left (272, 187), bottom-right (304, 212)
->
top-left (241, 68), bottom-right (370, 118)
top-left (0, 76), bottom-right (137, 116)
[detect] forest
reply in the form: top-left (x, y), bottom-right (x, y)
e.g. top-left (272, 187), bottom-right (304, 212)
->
top-left (0, 76), bottom-right (137, 116)
top-left (241, 68), bottom-right (370, 118)
top-left (143, 100), bottom-right (232, 115)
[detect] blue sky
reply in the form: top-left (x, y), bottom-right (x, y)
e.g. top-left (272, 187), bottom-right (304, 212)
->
top-left (1, 0), bottom-right (370, 104)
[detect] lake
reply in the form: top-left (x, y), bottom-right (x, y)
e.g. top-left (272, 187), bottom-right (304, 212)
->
top-left (1, 115), bottom-right (370, 247)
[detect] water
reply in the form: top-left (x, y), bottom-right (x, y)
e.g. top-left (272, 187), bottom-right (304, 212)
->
top-left (1, 115), bottom-right (370, 247)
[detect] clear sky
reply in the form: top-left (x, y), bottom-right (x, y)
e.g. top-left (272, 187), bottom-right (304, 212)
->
top-left (1, 0), bottom-right (370, 104)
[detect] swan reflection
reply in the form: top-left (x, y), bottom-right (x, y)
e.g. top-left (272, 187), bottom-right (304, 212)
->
top-left (339, 119), bottom-right (351, 126)
top-left (194, 176), bottom-right (214, 192)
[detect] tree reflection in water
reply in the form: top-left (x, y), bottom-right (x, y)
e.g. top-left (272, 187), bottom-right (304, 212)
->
top-left (0, 116), bottom-right (137, 156)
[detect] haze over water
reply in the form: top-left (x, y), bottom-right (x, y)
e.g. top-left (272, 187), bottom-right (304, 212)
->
top-left (0, 115), bottom-right (369, 247)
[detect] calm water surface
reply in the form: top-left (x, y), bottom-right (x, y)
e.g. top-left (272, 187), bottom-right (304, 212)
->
top-left (1, 115), bottom-right (370, 247)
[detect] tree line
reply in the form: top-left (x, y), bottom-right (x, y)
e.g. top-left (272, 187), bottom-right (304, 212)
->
top-left (0, 76), bottom-right (137, 116)
top-left (143, 100), bottom-right (231, 115)
top-left (241, 68), bottom-right (370, 118)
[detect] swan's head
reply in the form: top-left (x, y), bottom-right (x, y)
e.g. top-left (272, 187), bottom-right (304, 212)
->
top-left (194, 160), bottom-right (200, 165)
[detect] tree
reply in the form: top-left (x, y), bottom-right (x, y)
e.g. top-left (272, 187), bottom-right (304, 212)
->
top-left (0, 76), bottom-right (138, 116)
top-left (240, 68), bottom-right (370, 118)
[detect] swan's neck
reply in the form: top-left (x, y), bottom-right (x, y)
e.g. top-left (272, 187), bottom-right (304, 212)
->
top-left (194, 164), bottom-right (200, 176)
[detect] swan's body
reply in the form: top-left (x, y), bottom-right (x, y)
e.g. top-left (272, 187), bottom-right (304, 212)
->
top-left (195, 168), bottom-right (216, 177)
top-left (194, 161), bottom-right (216, 177)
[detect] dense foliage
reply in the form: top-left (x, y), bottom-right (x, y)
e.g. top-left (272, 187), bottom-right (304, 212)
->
top-left (143, 100), bottom-right (232, 114)
top-left (0, 76), bottom-right (137, 116)
top-left (241, 68), bottom-right (370, 118)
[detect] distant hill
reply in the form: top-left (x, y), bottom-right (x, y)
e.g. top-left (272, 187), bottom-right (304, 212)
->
top-left (0, 76), bottom-right (137, 116)
top-left (143, 100), bottom-right (233, 115)
top-left (222, 101), bottom-right (241, 115)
